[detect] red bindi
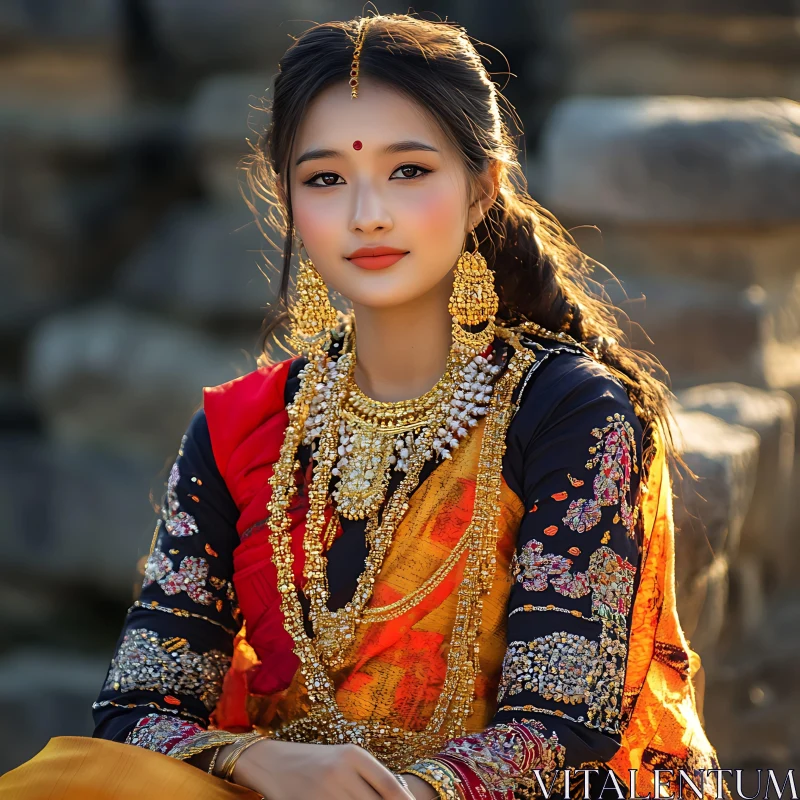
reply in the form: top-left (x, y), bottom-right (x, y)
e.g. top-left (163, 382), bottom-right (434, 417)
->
top-left (352, 140), bottom-right (363, 150)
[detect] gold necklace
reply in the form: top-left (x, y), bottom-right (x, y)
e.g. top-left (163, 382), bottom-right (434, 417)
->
top-left (296, 330), bottom-right (500, 667)
top-left (303, 322), bottom-right (499, 522)
top-left (264, 332), bottom-right (536, 768)
top-left (302, 349), bottom-right (452, 668)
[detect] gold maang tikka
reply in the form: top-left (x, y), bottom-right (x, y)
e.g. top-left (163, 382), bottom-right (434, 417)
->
top-left (448, 228), bottom-right (499, 353)
top-left (286, 244), bottom-right (338, 358)
top-left (349, 18), bottom-right (369, 98)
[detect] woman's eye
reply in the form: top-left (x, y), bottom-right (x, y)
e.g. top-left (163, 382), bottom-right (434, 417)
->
top-left (306, 172), bottom-right (344, 186)
top-left (391, 164), bottom-right (430, 180)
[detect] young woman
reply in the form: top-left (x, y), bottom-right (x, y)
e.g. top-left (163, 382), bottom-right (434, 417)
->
top-left (1, 13), bottom-right (731, 800)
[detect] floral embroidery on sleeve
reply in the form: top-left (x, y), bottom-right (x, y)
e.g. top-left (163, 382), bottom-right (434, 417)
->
top-left (562, 413), bottom-right (638, 538)
top-left (103, 628), bottom-right (230, 711)
top-left (512, 539), bottom-right (590, 598)
top-left (143, 543), bottom-right (215, 606)
top-left (125, 713), bottom-right (243, 761)
top-left (125, 714), bottom-right (204, 755)
top-left (587, 545), bottom-right (637, 628)
top-left (162, 441), bottom-right (199, 537)
top-left (499, 540), bottom-right (637, 733)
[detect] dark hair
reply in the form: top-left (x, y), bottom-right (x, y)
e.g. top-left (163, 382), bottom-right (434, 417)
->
top-left (241, 12), bottom-right (676, 466)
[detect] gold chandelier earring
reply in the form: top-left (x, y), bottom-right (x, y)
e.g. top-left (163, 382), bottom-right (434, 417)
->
top-left (287, 244), bottom-right (338, 358)
top-left (448, 228), bottom-right (499, 353)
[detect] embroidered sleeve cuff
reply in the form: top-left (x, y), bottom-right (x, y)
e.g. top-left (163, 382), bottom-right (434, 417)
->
top-left (402, 721), bottom-right (566, 800)
top-left (124, 714), bottom-right (242, 760)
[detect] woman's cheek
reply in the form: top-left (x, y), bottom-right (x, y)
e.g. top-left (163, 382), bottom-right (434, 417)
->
top-left (407, 183), bottom-right (463, 233)
top-left (293, 198), bottom-right (339, 246)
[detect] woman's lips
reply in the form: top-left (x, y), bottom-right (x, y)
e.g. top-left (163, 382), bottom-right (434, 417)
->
top-left (346, 247), bottom-right (409, 270)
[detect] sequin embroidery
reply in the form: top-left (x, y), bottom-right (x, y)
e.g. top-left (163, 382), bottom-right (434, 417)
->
top-left (562, 413), bottom-right (638, 538)
top-left (125, 713), bottom-right (203, 755)
top-left (438, 720), bottom-right (566, 793)
top-left (511, 539), bottom-right (590, 598)
top-left (104, 628), bottom-right (230, 710)
top-left (143, 544), bottom-right (214, 606)
top-left (500, 540), bottom-right (636, 733)
top-left (163, 450), bottom-right (199, 537)
top-left (588, 545), bottom-right (637, 628)
top-left (498, 633), bottom-right (598, 706)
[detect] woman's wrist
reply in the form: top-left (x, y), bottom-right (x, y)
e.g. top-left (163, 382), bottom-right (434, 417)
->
top-left (212, 742), bottom-right (241, 778)
top-left (214, 734), bottom-right (268, 782)
top-left (400, 772), bottom-right (440, 799)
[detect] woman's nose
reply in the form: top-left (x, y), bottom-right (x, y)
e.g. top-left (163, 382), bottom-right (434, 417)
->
top-left (349, 183), bottom-right (393, 234)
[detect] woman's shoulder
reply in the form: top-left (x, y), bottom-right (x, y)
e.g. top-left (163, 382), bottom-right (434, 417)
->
top-left (503, 325), bottom-right (644, 451)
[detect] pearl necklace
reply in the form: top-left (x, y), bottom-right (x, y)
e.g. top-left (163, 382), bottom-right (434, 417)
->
top-left (302, 342), bottom-right (500, 521)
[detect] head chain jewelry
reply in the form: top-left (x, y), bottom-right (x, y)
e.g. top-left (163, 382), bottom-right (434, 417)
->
top-left (349, 17), bottom-right (370, 98)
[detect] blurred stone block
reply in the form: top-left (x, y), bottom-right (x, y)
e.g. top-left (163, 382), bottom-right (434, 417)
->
top-left (679, 555), bottom-right (729, 664)
top-left (25, 303), bottom-right (254, 460)
top-left (725, 553), bottom-right (767, 642)
top-left (670, 408), bottom-right (759, 660)
top-left (670, 408), bottom-right (759, 585)
top-left (702, 590), bottom-right (800, 772)
top-left (572, 224), bottom-right (800, 291)
top-left (677, 383), bottom-right (795, 590)
top-left (0, 433), bottom-right (161, 597)
top-left (187, 73), bottom-right (271, 205)
top-left (114, 204), bottom-right (281, 324)
top-left (540, 96), bottom-right (800, 224)
top-left (148, 0), bottom-right (381, 69)
top-left (570, 8), bottom-right (800, 99)
top-left (572, 0), bottom-right (795, 14)
top-left (572, 40), bottom-right (800, 101)
top-left (600, 266), bottom-right (800, 391)
top-left (608, 272), bottom-right (774, 388)
top-left (0, 648), bottom-right (108, 775)
top-left (0, 235), bottom-right (65, 336)
top-left (0, 0), bottom-right (121, 48)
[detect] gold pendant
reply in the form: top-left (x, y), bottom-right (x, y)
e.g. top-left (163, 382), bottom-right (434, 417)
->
top-left (333, 422), bottom-right (397, 520)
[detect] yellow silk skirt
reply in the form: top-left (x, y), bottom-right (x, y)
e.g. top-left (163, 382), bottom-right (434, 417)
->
top-left (0, 737), bottom-right (259, 799)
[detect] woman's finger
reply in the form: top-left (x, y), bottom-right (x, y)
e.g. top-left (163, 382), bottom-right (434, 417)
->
top-left (351, 750), bottom-right (413, 800)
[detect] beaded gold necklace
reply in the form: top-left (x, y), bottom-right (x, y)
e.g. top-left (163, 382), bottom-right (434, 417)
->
top-left (303, 323), bottom-right (499, 521)
top-left (296, 322), bottom-right (501, 667)
top-left (264, 327), bottom-right (536, 768)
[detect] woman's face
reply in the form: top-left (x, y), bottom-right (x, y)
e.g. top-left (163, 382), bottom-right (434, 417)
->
top-left (289, 78), bottom-right (485, 309)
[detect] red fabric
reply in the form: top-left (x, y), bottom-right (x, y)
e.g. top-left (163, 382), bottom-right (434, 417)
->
top-left (203, 359), bottom-right (309, 698)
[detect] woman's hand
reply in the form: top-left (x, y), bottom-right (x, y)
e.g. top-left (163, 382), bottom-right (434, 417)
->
top-left (217, 738), bottom-right (419, 800)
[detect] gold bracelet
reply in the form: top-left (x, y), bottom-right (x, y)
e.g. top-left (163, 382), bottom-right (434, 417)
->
top-left (220, 733), bottom-right (269, 782)
top-left (207, 746), bottom-right (221, 775)
top-left (401, 761), bottom-right (461, 800)
top-left (216, 732), bottom-right (260, 780)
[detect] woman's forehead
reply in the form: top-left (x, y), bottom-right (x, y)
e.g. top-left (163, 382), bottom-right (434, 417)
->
top-left (293, 79), bottom-right (451, 156)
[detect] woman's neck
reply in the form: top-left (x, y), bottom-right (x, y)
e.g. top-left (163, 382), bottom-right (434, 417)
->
top-left (349, 279), bottom-right (454, 403)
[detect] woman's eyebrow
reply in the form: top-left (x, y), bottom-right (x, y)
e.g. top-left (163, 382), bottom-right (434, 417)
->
top-left (384, 140), bottom-right (438, 154)
top-left (295, 140), bottom-right (438, 166)
top-left (295, 147), bottom-right (341, 166)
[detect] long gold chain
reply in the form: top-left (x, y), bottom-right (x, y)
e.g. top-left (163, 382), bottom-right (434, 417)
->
top-left (302, 348), bottom-right (447, 667)
top-left (297, 328), bottom-right (497, 665)
top-left (264, 335), bottom-right (536, 768)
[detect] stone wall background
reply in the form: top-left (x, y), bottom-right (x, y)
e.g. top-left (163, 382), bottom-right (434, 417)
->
top-left (0, 0), bottom-right (798, 783)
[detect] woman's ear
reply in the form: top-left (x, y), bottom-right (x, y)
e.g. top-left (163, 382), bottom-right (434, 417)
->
top-left (468, 162), bottom-right (500, 230)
